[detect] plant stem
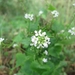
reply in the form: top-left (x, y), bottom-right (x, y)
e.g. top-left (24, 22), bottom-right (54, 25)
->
top-left (0, 45), bottom-right (2, 65)
top-left (69, 13), bottom-right (75, 24)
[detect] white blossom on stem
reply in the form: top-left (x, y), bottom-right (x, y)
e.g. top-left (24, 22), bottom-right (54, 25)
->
top-left (24, 13), bottom-right (34, 21)
top-left (68, 27), bottom-right (75, 35)
top-left (42, 58), bottom-right (47, 63)
top-left (0, 38), bottom-right (4, 45)
top-left (30, 30), bottom-right (51, 49)
top-left (44, 50), bottom-right (48, 55)
top-left (51, 10), bottom-right (59, 17)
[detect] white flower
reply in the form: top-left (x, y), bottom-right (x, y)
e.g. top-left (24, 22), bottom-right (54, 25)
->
top-left (53, 14), bottom-right (59, 17)
top-left (68, 27), bottom-right (75, 35)
top-left (42, 32), bottom-right (46, 36)
top-left (45, 36), bottom-right (50, 41)
top-left (31, 36), bottom-right (38, 47)
top-left (24, 13), bottom-right (29, 19)
top-left (34, 30), bottom-right (39, 36)
top-left (44, 50), bottom-right (48, 55)
top-left (31, 36), bottom-right (38, 43)
top-left (51, 10), bottom-right (58, 15)
top-left (30, 30), bottom-right (51, 49)
top-left (29, 14), bottom-right (34, 21)
top-left (51, 10), bottom-right (59, 17)
top-left (38, 10), bottom-right (43, 16)
top-left (72, 27), bottom-right (75, 30)
top-left (43, 43), bottom-right (48, 48)
top-left (42, 58), bottom-right (47, 63)
top-left (13, 44), bottom-right (18, 48)
top-left (73, 3), bottom-right (75, 6)
top-left (0, 38), bottom-right (4, 44)
top-left (24, 13), bottom-right (34, 21)
top-left (38, 30), bottom-right (42, 36)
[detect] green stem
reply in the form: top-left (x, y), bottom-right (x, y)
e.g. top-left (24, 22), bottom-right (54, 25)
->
top-left (27, 20), bottom-right (31, 35)
top-left (0, 45), bottom-right (2, 65)
top-left (69, 13), bottom-right (75, 24)
top-left (0, 26), bottom-right (3, 65)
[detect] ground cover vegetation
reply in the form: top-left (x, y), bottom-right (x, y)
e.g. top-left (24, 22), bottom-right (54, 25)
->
top-left (0, 0), bottom-right (75, 75)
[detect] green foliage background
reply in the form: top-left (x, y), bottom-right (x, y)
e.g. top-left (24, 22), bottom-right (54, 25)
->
top-left (0, 0), bottom-right (75, 37)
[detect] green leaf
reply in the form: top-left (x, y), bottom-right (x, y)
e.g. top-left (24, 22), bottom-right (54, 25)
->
top-left (48, 4), bottom-right (56, 11)
top-left (15, 53), bottom-right (26, 67)
top-left (43, 61), bottom-right (55, 74)
top-left (29, 23), bottom-right (38, 32)
top-left (48, 44), bottom-right (62, 57)
top-left (31, 61), bottom-right (48, 74)
top-left (13, 33), bottom-right (23, 43)
top-left (51, 61), bottom-right (67, 75)
top-left (26, 47), bottom-right (35, 58)
top-left (51, 21), bottom-right (64, 33)
top-left (10, 18), bottom-right (27, 28)
top-left (20, 59), bottom-right (33, 75)
top-left (22, 37), bottom-right (31, 48)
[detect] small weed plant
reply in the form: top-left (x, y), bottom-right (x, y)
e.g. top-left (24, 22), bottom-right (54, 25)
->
top-left (0, 4), bottom-right (75, 75)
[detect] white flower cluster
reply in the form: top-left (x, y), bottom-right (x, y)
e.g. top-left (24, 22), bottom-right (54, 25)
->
top-left (24, 13), bottom-right (34, 21)
top-left (68, 27), bottom-right (75, 35)
top-left (51, 10), bottom-right (59, 17)
top-left (30, 30), bottom-right (51, 49)
top-left (0, 38), bottom-right (4, 45)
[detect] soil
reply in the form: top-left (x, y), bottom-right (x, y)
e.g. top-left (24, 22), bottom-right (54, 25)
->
top-left (67, 72), bottom-right (75, 75)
